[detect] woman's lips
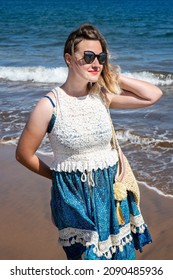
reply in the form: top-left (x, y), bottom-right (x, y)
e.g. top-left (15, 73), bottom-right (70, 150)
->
top-left (88, 70), bottom-right (100, 74)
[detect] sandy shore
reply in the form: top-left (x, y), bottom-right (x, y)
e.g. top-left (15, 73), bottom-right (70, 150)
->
top-left (0, 144), bottom-right (173, 260)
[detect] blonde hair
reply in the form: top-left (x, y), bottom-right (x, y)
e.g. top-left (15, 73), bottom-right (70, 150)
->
top-left (64, 23), bottom-right (121, 95)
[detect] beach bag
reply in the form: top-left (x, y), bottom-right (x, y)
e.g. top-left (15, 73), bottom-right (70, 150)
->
top-left (110, 114), bottom-right (140, 225)
top-left (99, 91), bottom-right (140, 222)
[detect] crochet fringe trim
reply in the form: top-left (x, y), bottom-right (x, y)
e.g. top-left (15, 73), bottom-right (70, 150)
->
top-left (58, 214), bottom-right (146, 259)
top-left (50, 150), bottom-right (118, 173)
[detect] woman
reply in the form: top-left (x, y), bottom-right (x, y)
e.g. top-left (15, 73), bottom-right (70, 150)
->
top-left (16, 23), bottom-right (163, 260)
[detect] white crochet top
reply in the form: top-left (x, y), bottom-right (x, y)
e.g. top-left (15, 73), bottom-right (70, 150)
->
top-left (48, 87), bottom-right (118, 173)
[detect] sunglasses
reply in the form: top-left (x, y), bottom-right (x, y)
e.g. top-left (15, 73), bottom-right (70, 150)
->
top-left (83, 51), bottom-right (107, 65)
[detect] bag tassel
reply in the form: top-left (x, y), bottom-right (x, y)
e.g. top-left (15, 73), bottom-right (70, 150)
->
top-left (116, 201), bottom-right (125, 225)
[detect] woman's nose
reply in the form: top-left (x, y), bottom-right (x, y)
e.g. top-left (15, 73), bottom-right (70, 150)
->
top-left (92, 57), bottom-right (100, 66)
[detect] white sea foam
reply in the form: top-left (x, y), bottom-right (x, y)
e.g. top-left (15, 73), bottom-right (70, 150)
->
top-left (123, 71), bottom-right (173, 86)
top-left (0, 139), bottom-right (18, 145)
top-left (116, 130), bottom-right (173, 148)
top-left (0, 66), bottom-right (68, 84)
top-left (138, 180), bottom-right (173, 199)
top-left (0, 66), bottom-right (172, 86)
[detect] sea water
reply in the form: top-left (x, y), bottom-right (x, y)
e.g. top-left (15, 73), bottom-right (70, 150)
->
top-left (0, 0), bottom-right (173, 197)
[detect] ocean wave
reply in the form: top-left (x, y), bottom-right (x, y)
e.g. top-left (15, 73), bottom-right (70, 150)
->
top-left (0, 66), bottom-right (172, 86)
top-left (0, 138), bottom-right (18, 145)
top-left (0, 66), bottom-right (67, 84)
top-left (138, 180), bottom-right (173, 199)
top-left (116, 130), bottom-right (173, 148)
top-left (123, 71), bottom-right (173, 86)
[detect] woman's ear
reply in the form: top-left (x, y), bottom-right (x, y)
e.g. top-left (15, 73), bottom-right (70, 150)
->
top-left (64, 53), bottom-right (72, 67)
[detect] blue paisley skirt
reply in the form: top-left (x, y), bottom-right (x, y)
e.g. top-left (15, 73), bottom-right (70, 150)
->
top-left (50, 164), bottom-right (152, 260)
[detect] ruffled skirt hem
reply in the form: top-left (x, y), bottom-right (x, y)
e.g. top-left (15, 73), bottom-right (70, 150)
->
top-left (58, 221), bottom-right (152, 260)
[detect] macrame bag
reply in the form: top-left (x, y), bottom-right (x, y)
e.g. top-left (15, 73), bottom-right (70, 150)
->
top-left (110, 115), bottom-right (140, 225)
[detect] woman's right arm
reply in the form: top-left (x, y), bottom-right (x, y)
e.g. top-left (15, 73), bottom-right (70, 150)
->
top-left (16, 94), bottom-right (54, 180)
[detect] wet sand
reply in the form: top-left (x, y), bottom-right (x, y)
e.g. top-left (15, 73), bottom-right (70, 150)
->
top-left (0, 144), bottom-right (173, 260)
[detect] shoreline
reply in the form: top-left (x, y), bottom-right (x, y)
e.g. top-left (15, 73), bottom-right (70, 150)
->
top-left (138, 180), bottom-right (173, 200)
top-left (0, 144), bottom-right (173, 260)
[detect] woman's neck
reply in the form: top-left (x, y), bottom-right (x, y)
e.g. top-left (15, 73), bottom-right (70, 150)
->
top-left (61, 84), bottom-right (89, 97)
top-left (61, 76), bottom-right (90, 97)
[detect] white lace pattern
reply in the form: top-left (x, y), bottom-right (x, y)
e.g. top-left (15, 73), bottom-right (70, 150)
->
top-left (48, 87), bottom-right (118, 173)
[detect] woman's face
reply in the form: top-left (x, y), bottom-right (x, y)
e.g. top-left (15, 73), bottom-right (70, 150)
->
top-left (66, 40), bottom-right (104, 83)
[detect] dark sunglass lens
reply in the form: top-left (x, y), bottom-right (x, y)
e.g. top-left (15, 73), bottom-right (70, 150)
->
top-left (84, 52), bottom-right (95, 64)
top-left (98, 53), bottom-right (107, 64)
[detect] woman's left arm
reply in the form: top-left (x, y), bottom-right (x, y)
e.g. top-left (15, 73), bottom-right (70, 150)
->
top-left (108, 75), bottom-right (163, 109)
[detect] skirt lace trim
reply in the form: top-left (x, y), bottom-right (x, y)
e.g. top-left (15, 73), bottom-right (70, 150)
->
top-left (58, 214), bottom-right (146, 258)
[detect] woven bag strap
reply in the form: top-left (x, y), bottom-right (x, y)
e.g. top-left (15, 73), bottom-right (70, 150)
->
top-left (98, 90), bottom-right (126, 182)
top-left (107, 109), bottom-right (126, 182)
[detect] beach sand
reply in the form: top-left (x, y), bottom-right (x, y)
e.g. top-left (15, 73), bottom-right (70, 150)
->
top-left (0, 144), bottom-right (173, 260)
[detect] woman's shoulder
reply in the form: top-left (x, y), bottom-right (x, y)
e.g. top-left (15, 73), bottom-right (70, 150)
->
top-left (32, 88), bottom-right (58, 119)
top-left (43, 89), bottom-right (57, 106)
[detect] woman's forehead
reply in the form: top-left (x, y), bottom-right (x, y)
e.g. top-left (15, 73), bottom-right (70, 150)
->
top-left (76, 40), bottom-right (102, 53)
